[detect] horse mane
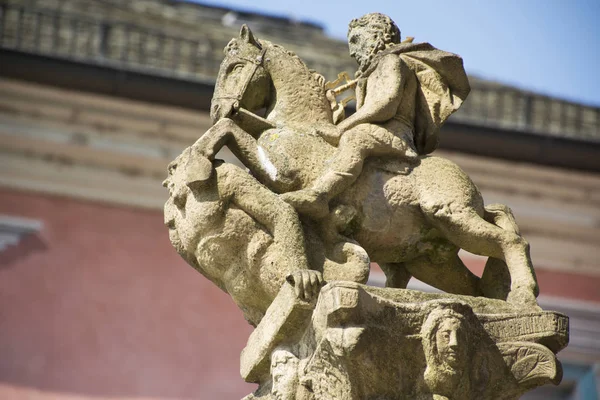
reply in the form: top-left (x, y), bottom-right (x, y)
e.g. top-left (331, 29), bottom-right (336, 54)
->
top-left (265, 41), bottom-right (322, 82)
top-left (260, 40), bottom-right (332, 124)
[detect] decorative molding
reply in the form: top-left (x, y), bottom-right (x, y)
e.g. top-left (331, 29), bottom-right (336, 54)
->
top-left (0, 215), bottom-right (43, 251)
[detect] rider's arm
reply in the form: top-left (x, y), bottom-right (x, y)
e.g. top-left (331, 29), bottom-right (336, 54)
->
top-left (337, 54), bottom-right (405, 132)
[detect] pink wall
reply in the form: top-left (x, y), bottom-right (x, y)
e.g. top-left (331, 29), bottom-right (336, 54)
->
top-left (0, 188), bottom-right (254, 399)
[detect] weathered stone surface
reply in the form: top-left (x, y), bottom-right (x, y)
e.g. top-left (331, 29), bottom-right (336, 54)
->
top-left (169, 14), bottom-right (540, 313)
top-left (163, 149), bottom-right (371, 326)
top-left (241, 281), bottom-right (567, 400)
top-left (163, 12), bottom-right (569, 399)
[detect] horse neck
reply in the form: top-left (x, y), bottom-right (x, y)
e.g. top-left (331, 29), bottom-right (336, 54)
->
top-left (264, 46), bottom-right (333, 127)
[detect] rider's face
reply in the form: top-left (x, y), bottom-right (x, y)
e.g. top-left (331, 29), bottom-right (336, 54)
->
top-left (348, 27), bottom-right (379, 67)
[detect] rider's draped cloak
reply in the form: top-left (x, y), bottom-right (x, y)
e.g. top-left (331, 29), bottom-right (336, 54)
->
top-left (361, 42), bottom-right (471, 155)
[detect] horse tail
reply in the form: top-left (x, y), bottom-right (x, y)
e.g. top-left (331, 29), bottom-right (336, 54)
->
top-left (480, 204), bottom-right (520, 300)
top-left (322, 240), bottom-right (370, 285)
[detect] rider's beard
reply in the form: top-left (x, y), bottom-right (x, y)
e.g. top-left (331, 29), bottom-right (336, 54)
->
top-left (356, 40), bottom-right (385, 76)
top-left (355, 52), bottom-right (369, 70)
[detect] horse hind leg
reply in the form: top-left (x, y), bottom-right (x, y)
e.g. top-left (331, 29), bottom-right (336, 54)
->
top-left (479, 204), bottom-right (535, 301)
top-left (423, 203), bottom-right (539, 308)
top-left (380, 251), bottom-right (483, 296)
top-left (379, 262), bottom-right (412, 288)
top-left (404, 254), bottom-right (483, 296)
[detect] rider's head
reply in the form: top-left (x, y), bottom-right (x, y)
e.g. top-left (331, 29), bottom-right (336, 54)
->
top-left (348, 13), bottom-right (400, 71)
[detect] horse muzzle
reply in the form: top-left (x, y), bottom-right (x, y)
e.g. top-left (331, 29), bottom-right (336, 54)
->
top-left (210, 98), bottom-right (239, 124)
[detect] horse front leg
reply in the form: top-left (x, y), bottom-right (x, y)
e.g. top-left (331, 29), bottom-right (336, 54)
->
top-left (190, 118), bottom-right (287, 191)
top-left (217, 163), bottom-right (323, 302)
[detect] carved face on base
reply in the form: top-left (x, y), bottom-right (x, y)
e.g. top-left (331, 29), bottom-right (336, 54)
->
top-left (420, 306), bottom-right (473, 398)
top-left (435, 317), bottom-right (467, 370)
top-left (421, 306), bottom-right (471, 378)
top-left (271, 349), bottom-right (300, 400)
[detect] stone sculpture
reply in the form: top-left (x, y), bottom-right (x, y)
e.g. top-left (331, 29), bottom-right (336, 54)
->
top-left (163, 148), bottom-right (369, 326)
top-left (239, 282), bottom-right (567, 400)
top-left (164, 12), bottom-right (568, 399)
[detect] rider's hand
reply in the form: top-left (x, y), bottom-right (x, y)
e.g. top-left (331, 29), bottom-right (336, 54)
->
top-left (325, 89), bottom-right (338, 110)
top-left (286, 270), bottom-right (324, 301)
top-left (326, 90), bottom-right (346, 125)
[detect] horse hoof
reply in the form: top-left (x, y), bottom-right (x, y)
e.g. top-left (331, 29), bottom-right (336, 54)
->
top-left (185, 155), bottom-right (213, 185)
top-left (507, 288), bottom-right (540, 311)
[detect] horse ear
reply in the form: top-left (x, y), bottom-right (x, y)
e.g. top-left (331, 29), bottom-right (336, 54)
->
top-left (239, 24), bottom-right (261, 49)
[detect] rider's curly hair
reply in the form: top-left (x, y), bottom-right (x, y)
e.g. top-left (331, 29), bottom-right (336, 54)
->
top-left (348, 13), bottom-right (401, 75)
top-left (348, 13), bottom-right (401, 48)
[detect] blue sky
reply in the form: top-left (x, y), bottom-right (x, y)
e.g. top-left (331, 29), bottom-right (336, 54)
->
top-left (196, 0), bottom-right (600, 106)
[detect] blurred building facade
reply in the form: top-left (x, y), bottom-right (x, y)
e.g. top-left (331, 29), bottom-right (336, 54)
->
top-left (0, 1), bottom-right (599, 399)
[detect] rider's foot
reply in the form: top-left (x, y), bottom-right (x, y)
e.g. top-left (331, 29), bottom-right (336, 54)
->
top-left (280, 189), bottom-right (330, 219)
top-left (406, 148), bottom-right (419, 159)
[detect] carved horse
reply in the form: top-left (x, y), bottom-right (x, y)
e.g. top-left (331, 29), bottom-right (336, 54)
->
top-left (193, 25), bottom-right (539, 307)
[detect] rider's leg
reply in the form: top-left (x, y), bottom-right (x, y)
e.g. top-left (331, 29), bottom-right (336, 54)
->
top-left (281, 126), bottom-right (375, 218)
top-left (282, 124), bottom-right (417, 218)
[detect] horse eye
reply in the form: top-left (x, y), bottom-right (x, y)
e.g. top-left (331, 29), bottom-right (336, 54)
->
top-left (229, 63), bottom-right (244, 73)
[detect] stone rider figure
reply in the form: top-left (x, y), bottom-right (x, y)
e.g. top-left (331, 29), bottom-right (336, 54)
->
top-left (282, 13), bottom-right (470, 219)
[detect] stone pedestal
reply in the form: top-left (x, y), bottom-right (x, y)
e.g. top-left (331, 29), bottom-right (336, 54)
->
top-left (241, 282), bottom-right (568, 400)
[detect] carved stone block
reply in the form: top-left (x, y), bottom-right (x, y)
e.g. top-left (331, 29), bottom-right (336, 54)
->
top-left (164, 12), bottom-right (570, 399)
top-left (242, 282), bottom-right (568, 400)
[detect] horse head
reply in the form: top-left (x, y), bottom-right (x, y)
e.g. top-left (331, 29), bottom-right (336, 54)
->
top-left (211, 25), bottom-right (271, 123)
top-left (212, 25), bottom-right (334, 128)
